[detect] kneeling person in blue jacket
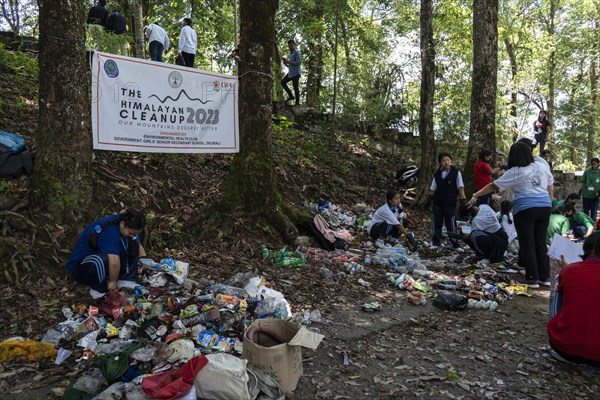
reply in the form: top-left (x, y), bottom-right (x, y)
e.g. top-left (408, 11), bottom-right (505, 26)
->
top-left (66, 209), bottom-right (148, 298)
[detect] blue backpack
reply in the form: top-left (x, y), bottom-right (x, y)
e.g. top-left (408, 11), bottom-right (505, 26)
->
top-left (0, 131), bottom-right (33, 179)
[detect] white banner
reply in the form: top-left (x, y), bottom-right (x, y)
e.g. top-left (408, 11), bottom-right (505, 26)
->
top-left (91, 52), bottom-right (238, 153)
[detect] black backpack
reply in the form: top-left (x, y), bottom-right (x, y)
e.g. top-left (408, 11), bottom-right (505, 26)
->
top-left (0, 131), bottom-right (33, 180)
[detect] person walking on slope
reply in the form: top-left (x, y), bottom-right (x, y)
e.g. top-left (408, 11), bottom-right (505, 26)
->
top-left (178, 18), bottom-right (198, 68)
top-left (281, 39), bottom-right (302, 105)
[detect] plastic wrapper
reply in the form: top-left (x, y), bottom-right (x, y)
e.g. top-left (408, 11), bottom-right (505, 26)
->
top-left (73, 368), bottom-right (105, 394)
top-left (55, 347), bottom-right (72, 365)
top-left (78, 329), bottom-right (100, 351)
top-left (41, 328), bottom-right (63, 346)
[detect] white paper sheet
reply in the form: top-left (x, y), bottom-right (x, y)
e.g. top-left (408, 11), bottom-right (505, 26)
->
top-left (547, 233), bottom-right (583, 264)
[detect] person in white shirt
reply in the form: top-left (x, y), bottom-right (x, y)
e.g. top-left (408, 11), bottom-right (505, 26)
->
top-left (368, 190), bottom-right (418, 251)
top-left (178, 18), bottom-right (198, 68)
top-left (145, 23), bottom-right (169, 62)
top-left (458, 202), bottom-right (508, 263)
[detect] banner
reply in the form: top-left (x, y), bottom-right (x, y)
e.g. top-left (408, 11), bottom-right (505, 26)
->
top-left (91, 52), bottom-right (238, 153)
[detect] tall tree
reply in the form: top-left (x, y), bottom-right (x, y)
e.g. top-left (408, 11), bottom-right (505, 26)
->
top-left (217, 0), bottom-right (299, 241)
top-left (415, 0), bottom-right (436, 205)
top-left (35, 0), bottom-right (92, 221)
top-left (133, 0), bottom-right (145, 58)
top-left (465, 0), bottom-right (498, 195)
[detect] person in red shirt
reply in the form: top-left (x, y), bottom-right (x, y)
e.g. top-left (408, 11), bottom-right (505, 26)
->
top-left (473, 150), bottom-right (502, 206)
top-left (547, 232), bottom-right (600, 366)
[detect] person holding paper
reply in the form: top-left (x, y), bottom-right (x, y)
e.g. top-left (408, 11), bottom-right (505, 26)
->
top-left (469, 142), bottom-right (554, 288)
top-left (547, 232), bottom-right (600, 366)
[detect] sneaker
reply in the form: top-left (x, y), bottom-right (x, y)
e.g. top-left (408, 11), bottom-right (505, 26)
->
top-left (89, 288), bottom-right (106, 299)
top-left (517, 279), bottom-right (539, 289)
top-left (550, 349), bottom-right (575, 365)
top-left (538, 280), bottom-right (552, 287)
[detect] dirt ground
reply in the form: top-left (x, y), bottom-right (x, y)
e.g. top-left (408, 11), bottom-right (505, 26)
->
top-left (2, 240), bottom-right (599, 400)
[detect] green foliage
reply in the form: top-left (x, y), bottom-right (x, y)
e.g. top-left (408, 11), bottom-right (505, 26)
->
top-left (0, 43), bottom-right (38, 120)
top-left (85, 24), bottom-right (132, 54)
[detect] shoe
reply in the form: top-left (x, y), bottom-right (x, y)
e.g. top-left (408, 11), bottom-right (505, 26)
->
top-left (550, 349), bottom-right (575, 365)
top-left (538, 280), bottom-right (552, 287)
top-left (518, 269), bottom-right (526, 275)
top-left (89, 288), bottom-right (106, 299)
top-left (517, 279), bottom-right (539, 289)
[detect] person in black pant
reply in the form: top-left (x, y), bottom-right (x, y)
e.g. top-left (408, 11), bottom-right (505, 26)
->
top-left (429, 152), bottom-right (467, 249)
top-left (281, 39), bottom-right (302, 105)
top-left (458, 202), bottom-right (508, 263)
top-left (469, 142), bottom-right (554, 289)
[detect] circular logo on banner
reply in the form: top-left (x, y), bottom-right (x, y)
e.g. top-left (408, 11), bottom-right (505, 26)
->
top-left (168, 71), bottom-right (183, 88)
top-left (104, 60), bottom-right (119, 78)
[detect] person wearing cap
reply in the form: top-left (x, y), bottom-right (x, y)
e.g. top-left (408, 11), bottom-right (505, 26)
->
top-left (178, 17), bottom-right (198, 68)
top-left (281, 39), bottom-right (301, 105)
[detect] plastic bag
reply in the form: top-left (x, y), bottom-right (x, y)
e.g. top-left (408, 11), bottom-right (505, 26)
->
top-left (141, 355), bottom-right (208, 400)
top-left (0, 338), bottom-right (57, 362)
top-left (432, 290), bottom-right (468, 311)
top-left (194, 353), bottom-right (252, 400)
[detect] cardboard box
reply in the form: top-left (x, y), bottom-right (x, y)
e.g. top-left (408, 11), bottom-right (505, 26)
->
top-left (242, 318), bottom-right (324, 393)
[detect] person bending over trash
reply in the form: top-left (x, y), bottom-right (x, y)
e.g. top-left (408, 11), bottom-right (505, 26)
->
top-left (457, 201), bottom-right (508, 263)
top-left (368, 190), bottom-right (418, 251)
top-left (66, 209), bottom-right (149, 299)
top-left (547, 232), bottom-right (600, 367)
top-left (563, 203), bottom-right (595, 239)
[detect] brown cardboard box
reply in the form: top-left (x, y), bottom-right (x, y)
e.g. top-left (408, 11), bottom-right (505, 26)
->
top-left (242, 318), bottom-right (324, 393)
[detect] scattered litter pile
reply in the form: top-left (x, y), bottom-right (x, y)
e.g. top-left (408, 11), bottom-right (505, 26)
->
top-left (0, 258), bottom-right (325, 399)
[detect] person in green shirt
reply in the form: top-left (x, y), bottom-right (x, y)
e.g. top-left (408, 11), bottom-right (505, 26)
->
top-left (547, 207), bottom-right (572, 245)
top-left (564, 203), bottom-right (595, 239)
top-left (581, 158), bottom-right (600, 220)
top-left (552, 192), bottom-right (579, 209)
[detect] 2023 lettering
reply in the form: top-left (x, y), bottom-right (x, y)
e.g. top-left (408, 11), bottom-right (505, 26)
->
top-left (186, 107), bottom-right (220, 125)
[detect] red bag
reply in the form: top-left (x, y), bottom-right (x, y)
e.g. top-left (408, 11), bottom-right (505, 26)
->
top-left (142, 355), bottom-right (208, 400)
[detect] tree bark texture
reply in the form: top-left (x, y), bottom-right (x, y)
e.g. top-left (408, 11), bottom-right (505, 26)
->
top-left (587, 58), bottom-right (597, 162)
top-left (466, 0), bottom-right (498, 196)
top-left (416, 0), bottom-right (436, 205)
top-left (221, 0), bottom-right (298, 241)
top-left (545, 0), bottom-right (557, 156)
top-left (133, 0), bottom-right (145, 59)
top-left (306, 38), bottom-right (323, 108)
top-left (36, 0), bottom-right (93, 222)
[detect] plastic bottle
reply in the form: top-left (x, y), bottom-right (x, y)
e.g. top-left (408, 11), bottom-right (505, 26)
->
top-left (413, 269), bottom-right (432, 279)
top-left (364, 255), bottom-right (372, 266)
top-left (259, 245), bottom-right (270, 258)
top-left (55, 347), bottom-right (72, 365)
top-left (208, 284), bottom-right (247, 298)
top-left (277, 256), bottom-right (305, 267)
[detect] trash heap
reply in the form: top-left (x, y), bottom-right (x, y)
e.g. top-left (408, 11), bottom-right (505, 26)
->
top-left (0, 258), bottom-right (325, 399)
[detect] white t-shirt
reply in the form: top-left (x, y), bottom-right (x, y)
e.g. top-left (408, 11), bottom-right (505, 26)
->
top-left (178, 25), bottom-right (198, 54)
top-left (494, 160), bottom-right (554, 194)
top-left (430, 169), bottom-right (465, 191)
top-left (146, 23), bottom-right (169, 50)
top-left (496, 212), bottom-right (518, 243)
top-left (367, 203), bottom-right (406, 232)
top-left (471, 204), bottom-right (502, 233)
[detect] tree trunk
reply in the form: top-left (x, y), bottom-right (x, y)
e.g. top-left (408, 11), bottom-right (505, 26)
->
top-left (465, 0), bottom-right (498, 196)
top-left (133, 0), bottom-right (145, 59)
top-left (504, 38), bottom-right (518, 143)
top-left (415, 0), bottom-right (436, 206)
top-left (35, 0), bottom-right (92, 222)
top-left (219, 0), bottom-right (299, 242)
top-left (588, 58), bottom-right (597, 162)
top-left (306, 38), bottom-right (323, 108)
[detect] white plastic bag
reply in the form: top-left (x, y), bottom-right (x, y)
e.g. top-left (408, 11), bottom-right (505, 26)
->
top-left (194, 353), bottom-right (252, 400)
